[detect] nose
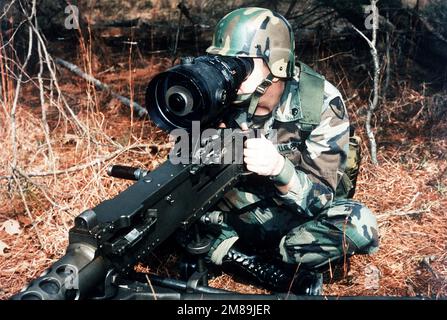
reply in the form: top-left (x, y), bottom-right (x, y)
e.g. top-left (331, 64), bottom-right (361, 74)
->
top-left (237, 80), bottom-right (250, 94)
top-left (237, 72), bottom-right (262, 95)
top-left (235, 58), bottom-right (268, 95)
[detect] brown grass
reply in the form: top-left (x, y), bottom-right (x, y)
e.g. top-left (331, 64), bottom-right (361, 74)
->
top-left (0, 50), bottom-right (445, 299)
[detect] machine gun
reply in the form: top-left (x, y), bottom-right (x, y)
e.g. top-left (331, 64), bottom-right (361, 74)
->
top-left (11, 153), bottom-right (246, 299)
top-left (11, 54), bottom-right (264, 300)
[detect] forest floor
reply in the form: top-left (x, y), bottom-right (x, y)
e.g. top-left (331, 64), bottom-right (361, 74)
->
top-left (0, 44), bottom-right (446, 299)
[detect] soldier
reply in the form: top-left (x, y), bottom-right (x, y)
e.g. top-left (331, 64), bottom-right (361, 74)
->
top-left (202, 7), bottom-right (380, 295)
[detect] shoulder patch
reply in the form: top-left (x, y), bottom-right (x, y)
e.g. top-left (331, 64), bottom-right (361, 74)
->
top-left (329, 96), bottom-right (346, 120)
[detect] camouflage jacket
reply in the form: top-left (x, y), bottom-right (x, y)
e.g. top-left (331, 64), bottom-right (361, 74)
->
top-left (219, 65), bottom-right (350, 218)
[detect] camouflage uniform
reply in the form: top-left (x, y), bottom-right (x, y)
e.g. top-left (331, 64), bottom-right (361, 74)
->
top-left (205, 7), bottom-right (379, 270)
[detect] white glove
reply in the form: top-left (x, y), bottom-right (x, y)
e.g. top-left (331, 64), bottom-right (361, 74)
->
top-left (244, 134), bottom-right (285, 176)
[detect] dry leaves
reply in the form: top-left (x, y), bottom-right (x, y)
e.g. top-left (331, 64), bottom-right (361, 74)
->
top-left (1, 220), bottom-right (21, 236)
top-left (0, 240), bottom-right (8, 256)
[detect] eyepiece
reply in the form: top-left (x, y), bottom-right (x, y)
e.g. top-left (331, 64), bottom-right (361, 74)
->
top-left (237, 57), bottom-right (254, 81)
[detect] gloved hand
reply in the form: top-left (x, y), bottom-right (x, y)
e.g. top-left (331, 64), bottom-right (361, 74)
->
top-left (244, 134), bottom-right (285, 176)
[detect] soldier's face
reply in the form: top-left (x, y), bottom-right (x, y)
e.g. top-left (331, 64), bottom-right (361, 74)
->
top-left (237, 58), bottom-right (270, 95)
top-left (237, 58), bottom-right (285, 115)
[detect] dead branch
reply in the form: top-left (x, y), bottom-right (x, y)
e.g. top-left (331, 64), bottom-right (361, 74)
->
top-left (416, 13), bottom-right (447, 45)
top-left (376, 209), bottom-right (430, 220)
top-left (383, 11), bottom-right (392, 99)
top-left (0, 143), bottom-right (171, 181)
top-left (10, 24), bottom-right (33, 170)
top-left (284, 0), bottom-right (299, 18)
top-left (13, 167), bottom-right (69, 210)
top-left (177, 1), bottom-right (197, 26)
top-left (54, 58), bottom-right (148, 118)
top-left (36, 30), bottom-right (54, 167)
top-left (352, 0), bottom-right (380, 165)
top-left (420, 256), bottom-right (442, 280)
top-left (32, 4), bottom-right (53, 160)
top-left (19, 4), bottom-right (90, 137)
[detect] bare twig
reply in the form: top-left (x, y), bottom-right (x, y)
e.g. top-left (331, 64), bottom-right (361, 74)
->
top-left (416, 13), bottom-right (447, 45)
top-left (19, 3), bottom-right (90, 137)
top-left (376, 209), bottom-right (429, 220)
top-left (177, 1), bottom-right (197, 26)
top-left (54, 58), bottom-right (148, 118)
top-left (284, 0), bottom-right (298, 18)
top-left (10, 23), bottom-right (33, 170)
top-left (352, 0), bottom-right (380, 165)
top-left (145, 274), bottom-right (158, 300)
top-left (11, 172), bottom-right (46, 250)
top-left (382, 11), bottom-right (392, 99)
top-left (376, 192), bottom-right (426, 219)
top-left (420, 256), bottom-right (441, 280)
top-left (13, 168), bottom-right (69, 210)
top-left (0, 0), bottom-right (17, 21)
top-left (0, 143), bottom-right (171, 180)
top-left (317, 50), bottom-right (354, 62)
top-left (36, 31), bottom-right (55, 166)
top-left (0, 21), bottom-right (10, 117)
top-left (172, 1), bottom-right (184, 58)
top-left (287, 5), bottom-right (322, 21)
top-left (299, 9), bottom-right (336, 28)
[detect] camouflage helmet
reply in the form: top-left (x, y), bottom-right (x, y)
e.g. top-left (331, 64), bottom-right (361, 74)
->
top-left (206, 7), bottom-right (296, 78)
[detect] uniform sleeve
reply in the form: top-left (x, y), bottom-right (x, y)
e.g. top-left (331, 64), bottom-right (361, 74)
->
top-left (274, 81), bottom-right (350, 217)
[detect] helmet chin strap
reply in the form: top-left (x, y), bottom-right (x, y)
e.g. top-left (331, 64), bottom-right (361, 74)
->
top-left (229, 73), bottom-right (274, 129)
top-left (231, 93), bottom-right (253, 106)
top-left (247, 73), bottom-right (274, 120)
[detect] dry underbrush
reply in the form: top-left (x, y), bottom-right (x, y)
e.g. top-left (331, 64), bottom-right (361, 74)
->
top-left (0, 53), bottom-right (445, 299)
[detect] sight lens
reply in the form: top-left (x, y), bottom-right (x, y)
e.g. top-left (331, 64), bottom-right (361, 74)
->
top-left (145, 55), bottom-right (254, 131)
top-left (168, 93), bottom-right (187, 113)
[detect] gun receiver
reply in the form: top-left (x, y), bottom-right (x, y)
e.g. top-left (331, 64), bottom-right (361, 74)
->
top-left (12, 151), bottom-right (244, 299)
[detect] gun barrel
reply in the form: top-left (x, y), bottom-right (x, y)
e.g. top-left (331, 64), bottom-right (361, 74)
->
top-left (11, 243), bottom-right (108, 300)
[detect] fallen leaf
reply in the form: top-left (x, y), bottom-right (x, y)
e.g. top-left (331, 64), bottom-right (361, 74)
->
top-left (0, 240), bottom-right (8, 255)
top-left (63, 133), bottom-right (80, 145)
top-left (1, 219), bottom-right (21, 235)
top-left (17, 215), bottom-right (32, 226)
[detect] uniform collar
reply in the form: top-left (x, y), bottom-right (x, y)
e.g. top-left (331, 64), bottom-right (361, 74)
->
top-left (273, 66), bottom-right (303, 122)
